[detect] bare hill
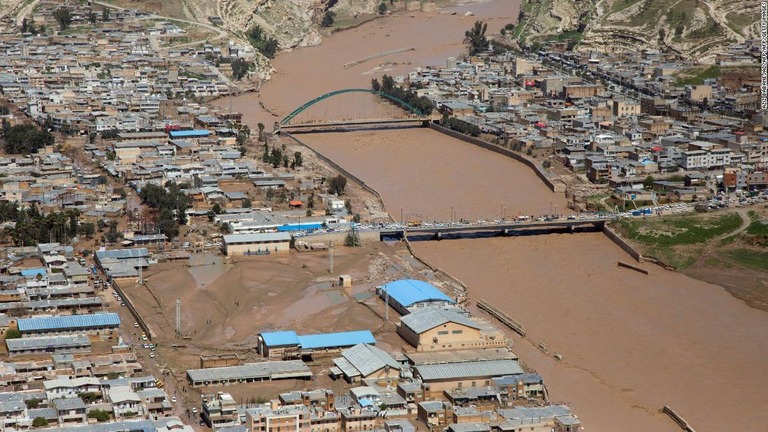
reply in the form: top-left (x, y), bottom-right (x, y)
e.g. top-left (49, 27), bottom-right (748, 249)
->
top-left (514, 0), bottom-right (759, 59)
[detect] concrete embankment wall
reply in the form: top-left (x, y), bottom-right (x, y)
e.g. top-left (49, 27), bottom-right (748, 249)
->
top-left (112, 278), bottom-right (154, 341)
top-left (298, 230), bottom-right (380, 246)
top-left (284, 133), bottom-right (393, 221)
top-left (428, 123), bottom-right (566, 193)
top-left (402, 236), bottom-right (468, 298)
top-left (602, 225), bottom-right (644, 263)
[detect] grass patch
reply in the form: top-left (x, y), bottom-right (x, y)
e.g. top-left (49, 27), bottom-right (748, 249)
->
top-left (726, 11), bottom-right (757, 33)
top-left (746, 220), bottom-right (768, 236)
top-left (722, 249), bottom-right (768, 271)
top-left (608, 0), bottom-right (645, 15)
top-left (675, 65), bottom-right (721, 86)
top-left (618, 212), bottom-right (742, 246)
top-left (648, 246), bottom-right (699, 269)
top-left (547, 30), bottom-right (583, 42)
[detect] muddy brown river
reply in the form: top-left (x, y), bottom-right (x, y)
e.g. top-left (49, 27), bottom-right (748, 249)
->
top-left (220, 1), bottom-right (768, 430)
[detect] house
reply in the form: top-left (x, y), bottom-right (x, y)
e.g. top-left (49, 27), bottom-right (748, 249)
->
top-left (397, 308), bottom-right (506, 352)
top-left (331, 344), bottom-right (401, 383)
top-left (52, 397), bottom-right (87, 425)
top-left (378, 279), bottom-right (455, 316)
top-left (108, 386), bottom-right (144, 419)
top-left (414, 359), bottom-right (524, 397)
top-left (221, 233), bottom-right (292, 256)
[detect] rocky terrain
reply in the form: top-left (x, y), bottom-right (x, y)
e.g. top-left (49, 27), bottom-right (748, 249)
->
top-left (513, 0), bottom-right (759, 59)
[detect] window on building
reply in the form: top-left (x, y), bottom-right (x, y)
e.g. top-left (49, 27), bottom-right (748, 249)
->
top-left (438, 331), bottom-right (449, 335)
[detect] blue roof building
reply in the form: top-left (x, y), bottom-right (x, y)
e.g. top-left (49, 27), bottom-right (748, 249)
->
top-left (169, 130), bottom-right (210, 139)
top-left (378, 279), bottom-right (455, 315)
top-left (257, 330), bottom-right (375, 359)
top-left (17, 313), bottom-right (121, 336)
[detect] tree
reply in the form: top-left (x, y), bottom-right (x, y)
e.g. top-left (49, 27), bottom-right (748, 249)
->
top-left (242, 198), bottom-right (252, 208)
top-left (88, 11), bottom-right (98, 24)
top-left (658, 28), bottom-right (666, 41)
top-left (378, 2), bottom-right (387, 14)
top-left (102, 7), bottom-right (110, 21)
top-left (465, 21), bottom-right (489, 55)
top-left (247, 26), bottom-right (279, 58)
top-left (3, 124), bottom-right (54, 154)
top-left (78, 222), bottom-right (95, 238)
top-left (32, 417), bottom-right (48, 428)
top-left (344, 231), bottom-right (361, 246)
top-left (53, 7), bottom-right (73, 31)
top-left (257, 122), bottom-right (266, 142)
top-left (293, 151), bottom-right (303, 167)
top-left (231, 59), bottom-right (251, 80)
top-left (211, 203), bottom-right (223, 214)
top-left (371, 78), bottom-right (381, 92)
top-left (4, 328), bottom-right (21, 339)
top-left (220, 222), bottom-right (232, 234)
top-left (25, 398), bottom-right (41, 409)
top-left (328, 175), bottom-right (347, 196)
top-left (88, 409), bottom-right (110, 422)
top-left (675, 23), bottom-right (684, 37)
top-left (643, 175), bottom-right (656, 189)
top-left (321, 11), bottom-right (336, 27)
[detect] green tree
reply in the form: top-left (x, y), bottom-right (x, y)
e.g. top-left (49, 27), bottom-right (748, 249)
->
top-left (32, 417), bottom-right (48, 428)
top-left (643, 175), bottom-right (656, 189)
top-left (231, 58), bottom-right (252, 80)
top-left (4, 328), bottom-right (21, 339)
top-left (88, 11), bottom-right (98, 24)
top-left (211, 203), bottom-right (223, 214)
top-left (88, 409), bottom-right (110, 422)
top-left (465, 21), bottom-right (489, 55)
top-left (328, 175), bottom-right (347, 196)
top-left (344, 231), bottom-right (361, 246)
top-left (78, 222), bottom-right (96, 238)
top-left (242, 198), bottom-right (252, 208)
top-left (3, 124), bottom-right (54, 154)
top-left (102, 7), bottom-right (110, 21)
top-left (293, 151), bottom-right (303, 167)
top-left (25, 398), bottom-right (41, 409)
top-left (53, 7), bottom-right (72, 31)
top-left (321, 11), bottom-right (336, 27)
top-left (247, 26), bottom-right (279, 58)
top-left (378, 2), bottom-right (387, 14)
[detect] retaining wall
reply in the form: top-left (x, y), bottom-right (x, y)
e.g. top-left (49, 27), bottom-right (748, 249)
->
top-left (428, 123), bottom-right (566, 193)
top-left (112, 279), bottom-right (154, 341)
top-left (602, 225), bottom-right (644, 262)
top-left (283, 133), bottom-right (393, 221)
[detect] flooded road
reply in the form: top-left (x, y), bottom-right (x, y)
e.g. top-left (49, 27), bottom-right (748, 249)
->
top-left (215, 0), bottom-right (768, 430)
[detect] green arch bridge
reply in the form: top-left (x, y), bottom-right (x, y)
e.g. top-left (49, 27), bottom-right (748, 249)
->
top-left (280, 88), bottom-right (425, 125)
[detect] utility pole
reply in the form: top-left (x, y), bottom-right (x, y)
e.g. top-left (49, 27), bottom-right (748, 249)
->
top-left (384, 288), bottom-right (389, 323)
top-left (329, 241), bottom-right (333, 275)
top-left (138, 263), bottom-right (143, 285)
top-left (175, 297), bottom-right (181, 337)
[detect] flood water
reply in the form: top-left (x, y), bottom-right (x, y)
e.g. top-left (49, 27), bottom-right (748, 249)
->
top-left (218, 1), bottom-right (768, 430)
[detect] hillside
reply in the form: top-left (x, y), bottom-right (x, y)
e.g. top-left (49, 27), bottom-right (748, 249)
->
top-left (513, 0), bottom-right (759, 59)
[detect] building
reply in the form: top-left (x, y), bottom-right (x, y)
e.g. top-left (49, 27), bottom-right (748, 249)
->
top-left (44, 377), bottom-right (101, 400)
top-left (245, 404), bottom-right (311, 432)
top-left (397, 308), bottom-right (506, 352)
top-left (257, 330), bottom-right (376, 359)
top-left (202, 393), bottom-right (240, 430)
top-left (186, 361), bottom-right (312, 388)
top-left (378, 280), bottom-right (455, 316)
top-left (414, 359), bottom-right (524, 396)
top-left (497, 405), bottom-right (581, 432)
top-left (7, 335), bottom-right (91, 357)
top-left (16, 313), bottom-right (121, 339)
top-left (330, 344), bottom-right (401, 383)
top-left (222, 233), bottom-right (292, 256)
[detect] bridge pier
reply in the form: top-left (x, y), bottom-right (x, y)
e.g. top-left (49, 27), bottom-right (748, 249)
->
top-left (569, 225), bottom-right (575, 233)
top-left (433, 232), bottom-right (442, 241)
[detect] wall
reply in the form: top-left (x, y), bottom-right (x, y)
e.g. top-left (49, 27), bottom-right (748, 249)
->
top-left (428, 123), bottom-right (566, 193)
top-left (225, 240), bottom-right (291, 256)
top-left (283, 133), bottom-right (392, 221)
top-left (602, 225), bottom-right (644, 262)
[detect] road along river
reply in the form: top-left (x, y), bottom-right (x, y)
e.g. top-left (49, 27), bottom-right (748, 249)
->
top-left (219, 1), bottom-right (768, 430)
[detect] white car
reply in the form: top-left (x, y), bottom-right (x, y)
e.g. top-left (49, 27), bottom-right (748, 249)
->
top-left (191, 407), bottom-right (198, 414)
top-left (149, 352), bottom-right (155, 358)
top-left (171, 397), bottom-right (177, 403)
top-left (134, 323), bottom-right (139, 328)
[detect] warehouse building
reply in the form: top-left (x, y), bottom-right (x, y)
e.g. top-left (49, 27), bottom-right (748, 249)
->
top-left (331, 343), bottom-right (402, 383)
top-left (414, 359), bottom-right (524, 396)
top-left (186, 360), bottom-right (312, 388)
top-left (222, 232), bottom-right (292, 256)
top-left (6, 335), bottom-right (91, 357)
top-left (257, 330), bottom-right (375, 359)
top-left (16, 313), bottom-right (121, 339)
top-left (377, 279), bottom-right (455, 316)
top-left (398, 308), bottom-right (506, 352)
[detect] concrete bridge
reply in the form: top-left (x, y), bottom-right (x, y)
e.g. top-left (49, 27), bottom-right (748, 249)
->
top-left (377, 217), bottom-right (610, 241)
top-left (279, 117), bottom-right (429, 134)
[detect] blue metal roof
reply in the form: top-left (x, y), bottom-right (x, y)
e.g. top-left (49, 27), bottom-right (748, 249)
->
top-left (169, 130), bottom-right (210, 138)
top-left (277, 223), bottom-right (323, 232)
top-left (297, 330), bottom-right (375, 350)
top-left (21, 268), bottom-right (47, 277)
top-left (18, 313), bottom-right (121, 332)
top-left (380, 279), bottom-right (454, 308)
top-left (260, 331), bottom-right (300, 347)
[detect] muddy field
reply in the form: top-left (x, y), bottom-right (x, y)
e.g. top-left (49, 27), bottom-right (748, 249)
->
top-left (118, 240), bottom-right (455, 372)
